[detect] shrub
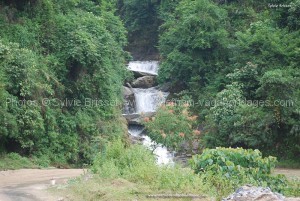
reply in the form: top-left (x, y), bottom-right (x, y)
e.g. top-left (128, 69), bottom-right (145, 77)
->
top-left (143, 102), bottom-right (200, 151)
top-left (191, 147), bottom-right (277, 175)
top-left (190, 147), bottom-right (288, 195)
top-left (91, 139), bottom-right (157, 182)
top-left (32, 155), bottom-right (51, 168)
top-left (0, 153), bottom-right (36, 170)
top-left (91, 140), bottom-right (208, 194)
top-left (0, 0), bottom-right (129, 165)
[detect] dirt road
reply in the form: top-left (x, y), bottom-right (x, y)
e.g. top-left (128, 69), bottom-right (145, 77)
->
top-left (274, 168), bottom-right (300, 180)
top-left (0, 168), bottom-right (299, 201)
top-left (0, 169), bottom-right (84, 201)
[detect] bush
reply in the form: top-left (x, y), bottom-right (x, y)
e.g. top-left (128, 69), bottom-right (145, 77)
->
top-left (143, 102), bottom-right (200, 151)
top-left (190, 147), bottom-right (288, 196)
top-left (0, 153), bottom-right (36, 170)
top-left (91, 140), bottom-right (208, 193)
top-left (191, 147), bottom-right (277, 175)
top-left (92, 139), bottom-right (157, 182)
top-left (32, 155), bottom-right (51, 168)
top-left (0, 0), bottom-right (129, 165)
top-left (83, 142), bottom-right (300, 199)
top-left (158, 0), bottom-right (228, 87)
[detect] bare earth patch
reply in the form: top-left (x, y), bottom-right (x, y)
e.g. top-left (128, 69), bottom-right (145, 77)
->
top-left (0, 168), bottom-right (299, 201)
top-left (273, 168), bottom-right (300, 180)
top-left (0, 169), bottom-right (84, 201)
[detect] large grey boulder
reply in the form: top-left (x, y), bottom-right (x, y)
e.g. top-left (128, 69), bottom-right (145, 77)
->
top-left (122, 86), bottom-right (134, 97)
top-left (222, 185), bottom-right (285, 201)
top-left (131, 76), bottom-right (157, 88)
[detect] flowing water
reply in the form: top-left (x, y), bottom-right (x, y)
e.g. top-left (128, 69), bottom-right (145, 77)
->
top-left (126, 61), bottom-right (174, 165)
top-left (127, 61), bottom-right (159, 75)
top-left (128, 125), bottom-right (174, 165)
top-left (133, 88), bottom-right (169, 113)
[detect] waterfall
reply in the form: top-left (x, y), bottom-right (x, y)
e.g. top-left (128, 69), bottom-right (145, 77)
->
top-left (133, 88), bottom-right (169, 113)
top-left (127, 61), bottom-right (159, 75)
top-left (128, 125), bottom-right (144, 137)
top-left (128, 125), bottom-right (174, 165)
top-left (125, 61), bottom-right (174, 165)
top-left (142, 136), bottom-right (174, 165)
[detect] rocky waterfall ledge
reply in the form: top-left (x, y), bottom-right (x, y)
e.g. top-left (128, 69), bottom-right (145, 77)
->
top-left (122, 61), bottom-right (173, 165)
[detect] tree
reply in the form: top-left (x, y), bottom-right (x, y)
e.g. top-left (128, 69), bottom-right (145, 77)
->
top-left (0, 0), bottom-right (129, 164)
top-left (117, 0), bottom-right (161, 59)
top-left (158, 0), bottom-right (229, 89)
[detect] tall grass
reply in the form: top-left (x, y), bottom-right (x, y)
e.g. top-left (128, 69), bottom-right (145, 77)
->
top-left (91, 139), bottom-right (209, 194)
top-left (66, 140), bottom-right (299, 200)
top-left (0, 153), bottom-right (37, 170)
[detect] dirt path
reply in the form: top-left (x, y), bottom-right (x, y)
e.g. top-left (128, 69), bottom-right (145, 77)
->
top-left (0, 168), bottom-right (299, 201)
top-left (0, 169), bottom-right (84, 201)
top-left (274, 168), bottom-right (300, 180)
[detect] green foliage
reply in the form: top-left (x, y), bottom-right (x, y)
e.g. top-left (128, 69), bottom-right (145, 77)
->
top-left (91, 140), bottom-right (208, 193)
top-left (191, 148), bottom-right (277, 175)
top-left (0, 0), bottom-right (128, 165)
top-left (204, 66), bottom-right (299, 157)
top-left (231, 20), bottom-right (290, 73)
top-left (0, 152), bottom-right (37, 170)
top-left (190, 148), bottom-right (291, 197)
top-left (143, 102), bottom-right (200, 151)
top-left (117, 0), bottom-right (161, 58)
top-left (285, 179), bottom-right (300, 197)
top-left (89, 141), bottom-right (300, 200)
top-left (227, 62), bottom-right (259, 99)
top-left (158, 0), bottom-right (228, 88)
top-left (0, 0), bottom-right (299, 174)
top-left (32, 155), bottom-right (51, 168)
top-left (92, 139), bottom-right (157, 181)
top-left (156, 0), bottom-right (300, 161)
top-left (257, 69), bottom-right (296, 101)
top-left (210, 83), bottom-right (243, 123)
top-left (287, 0), bottom-right (300, 30)
top-left (119, 0), bottom-right (159, 32)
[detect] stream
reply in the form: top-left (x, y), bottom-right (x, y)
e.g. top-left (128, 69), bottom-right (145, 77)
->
top-left (124, 61), bottom-right (174, 165)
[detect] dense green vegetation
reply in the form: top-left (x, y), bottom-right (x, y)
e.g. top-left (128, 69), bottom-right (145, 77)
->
top-left (117, 0), bottom-right (161, 59)
top-left (0, 0), bottom-right (130, 165)
top-left (118, 0), bottom-right (300, 161)
top-left (0, 0), bottom-right (299, 200)
top-left (1, 0), bottom-right (298, 166)
top-left (190, 148), bottom-right (289, 196)
top-left (59, 141), bottom-right (299, 200)
top-left (0, 152), bottom-right (38, 170)
top-left (91, 139), bottom-right (205, 192)
top-left (158, 0), bottom-right (299, 160)
top-left (143, 102), bottom-right (200, 151)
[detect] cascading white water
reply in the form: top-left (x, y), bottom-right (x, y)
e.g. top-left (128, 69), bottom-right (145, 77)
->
top-left (127, 61), bottom-right (159, 75)
top-left (126, 61), bottom-right (174, 165)
top-left (142, 136), bottom-right (174, 165)
top-left (133, 88), bottom-right (169, 113)
top-left (128, 125), bottom-right (174, 165)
